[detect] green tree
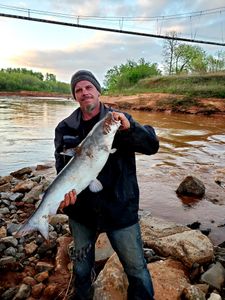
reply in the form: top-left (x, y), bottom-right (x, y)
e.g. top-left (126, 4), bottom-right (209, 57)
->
top-left (206, 51), bottom-right (225, 72)
top-left (104, 58), bottom-right (161, 91)
top-left (174, 44), bottom-right (207, 74)
top-left (162, 33), bottom-right (209, 74)
top-left (46, 73), bottom-right (56, 82)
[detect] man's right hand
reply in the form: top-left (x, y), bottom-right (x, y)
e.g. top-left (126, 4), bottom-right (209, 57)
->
top-left (59, 189), bottom-right (77, 212)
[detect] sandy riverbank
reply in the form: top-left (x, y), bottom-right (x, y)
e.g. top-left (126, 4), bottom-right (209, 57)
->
top-left (1, 91), bottom-right (225, 115)
top-left (101, 93), bottom-right (225, 115)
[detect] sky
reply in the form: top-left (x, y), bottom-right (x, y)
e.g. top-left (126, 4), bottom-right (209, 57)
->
top-left (0, 0), bottom-right (225, 85)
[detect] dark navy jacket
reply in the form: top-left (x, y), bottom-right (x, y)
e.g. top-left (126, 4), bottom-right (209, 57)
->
top-left (54, 103), bottom-right (159, 231)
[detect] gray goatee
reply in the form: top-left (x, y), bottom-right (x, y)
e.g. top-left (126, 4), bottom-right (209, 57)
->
top-left (85, 103), bottom-right (96, 113)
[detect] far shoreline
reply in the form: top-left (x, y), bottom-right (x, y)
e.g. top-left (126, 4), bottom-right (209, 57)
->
top-left (1, 90), bottom-right (225, 115)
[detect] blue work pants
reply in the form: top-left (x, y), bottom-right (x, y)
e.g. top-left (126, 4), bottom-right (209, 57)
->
top-left (69, 219), bottom-right (155, 300)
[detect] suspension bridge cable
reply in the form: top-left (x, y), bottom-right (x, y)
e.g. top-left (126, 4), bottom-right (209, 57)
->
top-left (1, 3), bottom-right (225, 22)
top-left (1, 12), bottom-right (225, 47)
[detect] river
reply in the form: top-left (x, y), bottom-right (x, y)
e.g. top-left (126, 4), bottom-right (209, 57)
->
top-left (0, 96), bottom-right (225, 245)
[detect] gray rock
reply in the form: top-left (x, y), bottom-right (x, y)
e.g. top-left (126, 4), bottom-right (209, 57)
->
top-left (0, 286), bottom-right (19, 300)
top-left (2, 199), bottom-right (11, 206)
top-left (31, 175), bottom-right (43, 183)
top-left (207, 292), bottom-right (222, 300)
top-left (7, 223), bottom-right (21, 236)
top-left (0, 243), bottom-right (6, 252)
top-left (17, 245), bottom-right (24, 253)
top-left (9, 204), bottom-right (16, 210)
top-left (0, 207), bottom-right (10, 214)
top-left (12, 283), bottom-right (31, 299)
top-left (9, 193), bottom-right (24, 201)
top-left (201, 262), bottom-right (225, 290)
top-left (0, 192), bottom-right (14, 199)
top-left (0, 236), bottom-right (18, 247)
top-left (22, 184), bottom-right (43, 203)
top-left (0, 218), bottom-right (6, 226)
top-left (4, 246), bottom-right (17, 256)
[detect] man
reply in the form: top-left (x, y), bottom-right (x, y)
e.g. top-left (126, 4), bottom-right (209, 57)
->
top-left (54, 70), bottom-right (159, 300)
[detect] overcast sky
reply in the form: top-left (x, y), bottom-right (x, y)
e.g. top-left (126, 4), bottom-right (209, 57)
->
top-left (0, 0), bottom-right (225, 85)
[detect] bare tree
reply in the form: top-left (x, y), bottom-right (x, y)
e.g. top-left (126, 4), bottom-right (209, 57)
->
top-left (162, 31), bottom-right (179, 75)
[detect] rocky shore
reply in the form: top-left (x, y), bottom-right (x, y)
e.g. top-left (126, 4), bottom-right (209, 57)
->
top-left (1, 165), bottom-right (225, 300)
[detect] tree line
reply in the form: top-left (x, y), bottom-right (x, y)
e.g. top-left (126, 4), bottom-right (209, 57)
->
top-left (104, 33), bottom-right (225, 92)
top-left (1, 36), bottom-right (225, 94)
top-left (0, 68), bottom-right (70, 94)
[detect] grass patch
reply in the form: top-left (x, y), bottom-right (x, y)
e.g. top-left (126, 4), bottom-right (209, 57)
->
top-left (105, 72), bottom-right (225, 98)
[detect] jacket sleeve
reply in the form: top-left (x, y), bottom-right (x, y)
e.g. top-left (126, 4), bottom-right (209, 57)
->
top-left (114, 114), bottom-right (159, 155)
top-left (54, 124), bottom-right (65, 174)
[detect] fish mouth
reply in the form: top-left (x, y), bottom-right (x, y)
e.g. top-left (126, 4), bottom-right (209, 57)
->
top-left (103, 112), bottom-right (120, 134)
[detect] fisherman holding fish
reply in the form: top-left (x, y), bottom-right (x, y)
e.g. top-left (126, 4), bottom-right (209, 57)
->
top-left (55, 70), bottom-right (159, 300)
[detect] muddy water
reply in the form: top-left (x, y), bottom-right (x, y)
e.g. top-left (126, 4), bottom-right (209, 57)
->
top-left (131, 111), bottom-right (225, 245)
top-left (0, 97), bottom-right (225, 244)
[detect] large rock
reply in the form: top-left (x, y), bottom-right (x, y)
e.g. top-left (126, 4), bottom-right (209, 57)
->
top-left (93, 253), bottom-right (128, 300)
top-left (93, 254), bottom-right (190, 300)
top-left (12, 179), bottom-right (37, 193)
top-left (55, 236), bottom-right (72, 274)
top-left (140, 216), bottom-right (189, 239)
top-left (140, 216), bottom-right (214, 267)
top-left (95, 233), bottom-right (114, 262)
top-left (150, 258), bottom-right (190, 300)
top-left (176, 176), bottom-right (205, 197)
top-left (10, 167), bottom-right (33, 179)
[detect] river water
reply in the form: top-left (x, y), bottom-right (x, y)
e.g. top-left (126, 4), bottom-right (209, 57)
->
top-left (0, 96), bottom-right (225, 244)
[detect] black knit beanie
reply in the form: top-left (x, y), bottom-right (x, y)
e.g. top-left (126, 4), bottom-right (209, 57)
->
top-left (70, 70), bottom-right (101, 99)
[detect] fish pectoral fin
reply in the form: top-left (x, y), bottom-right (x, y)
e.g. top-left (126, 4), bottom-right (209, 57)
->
top-left (60, 148), bottom-right (76, 157)
top-left (89, 179), bottom-right (103, 193)
top-left (110, 148), bottom-right (117, 154)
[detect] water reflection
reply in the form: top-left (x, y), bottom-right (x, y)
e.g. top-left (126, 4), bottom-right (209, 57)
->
top-left (0, 97), bottom-right (78, 175)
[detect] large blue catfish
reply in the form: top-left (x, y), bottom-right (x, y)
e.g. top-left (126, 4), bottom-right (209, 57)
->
top-left (16, 112), bottom-right (121, 239)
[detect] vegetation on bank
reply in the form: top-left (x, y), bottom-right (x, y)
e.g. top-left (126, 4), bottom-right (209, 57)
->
top-left (103, 38), bottom-right (225, 98)
top-left (1, 43), bottom-right (225, 100)
top-left (115, 72), bottom-right (225, 98)
top-left (0, 68), bottom-right (70, 94)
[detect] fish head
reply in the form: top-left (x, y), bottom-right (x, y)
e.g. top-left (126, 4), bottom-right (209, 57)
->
top-left (103, 112), bottom-right (121, 135)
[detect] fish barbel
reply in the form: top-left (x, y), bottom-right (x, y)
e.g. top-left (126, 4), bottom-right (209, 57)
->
top-left (16, 112), bottom-right (121, 239)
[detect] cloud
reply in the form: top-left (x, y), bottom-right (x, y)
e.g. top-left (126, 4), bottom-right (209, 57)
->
top-left (11, 30), bottom-right (162, 83)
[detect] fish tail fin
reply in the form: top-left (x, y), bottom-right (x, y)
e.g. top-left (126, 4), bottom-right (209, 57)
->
top-left (15, 221), bottom-right (36, 238)
top-left (15, 218), bottom-right (49, 240)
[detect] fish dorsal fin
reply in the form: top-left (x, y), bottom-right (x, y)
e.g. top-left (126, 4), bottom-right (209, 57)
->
top-left (110, 148), bottom-right (117, 154)
top-left (89, 179), bottom-right (103, 193)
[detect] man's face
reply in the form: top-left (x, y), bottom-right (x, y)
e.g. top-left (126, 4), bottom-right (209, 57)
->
top-left (74, 80), bottom-right (100, 113)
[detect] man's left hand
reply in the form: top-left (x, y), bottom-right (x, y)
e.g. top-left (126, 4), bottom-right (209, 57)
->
top-left (112, 112), bottom-right (130, 131)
